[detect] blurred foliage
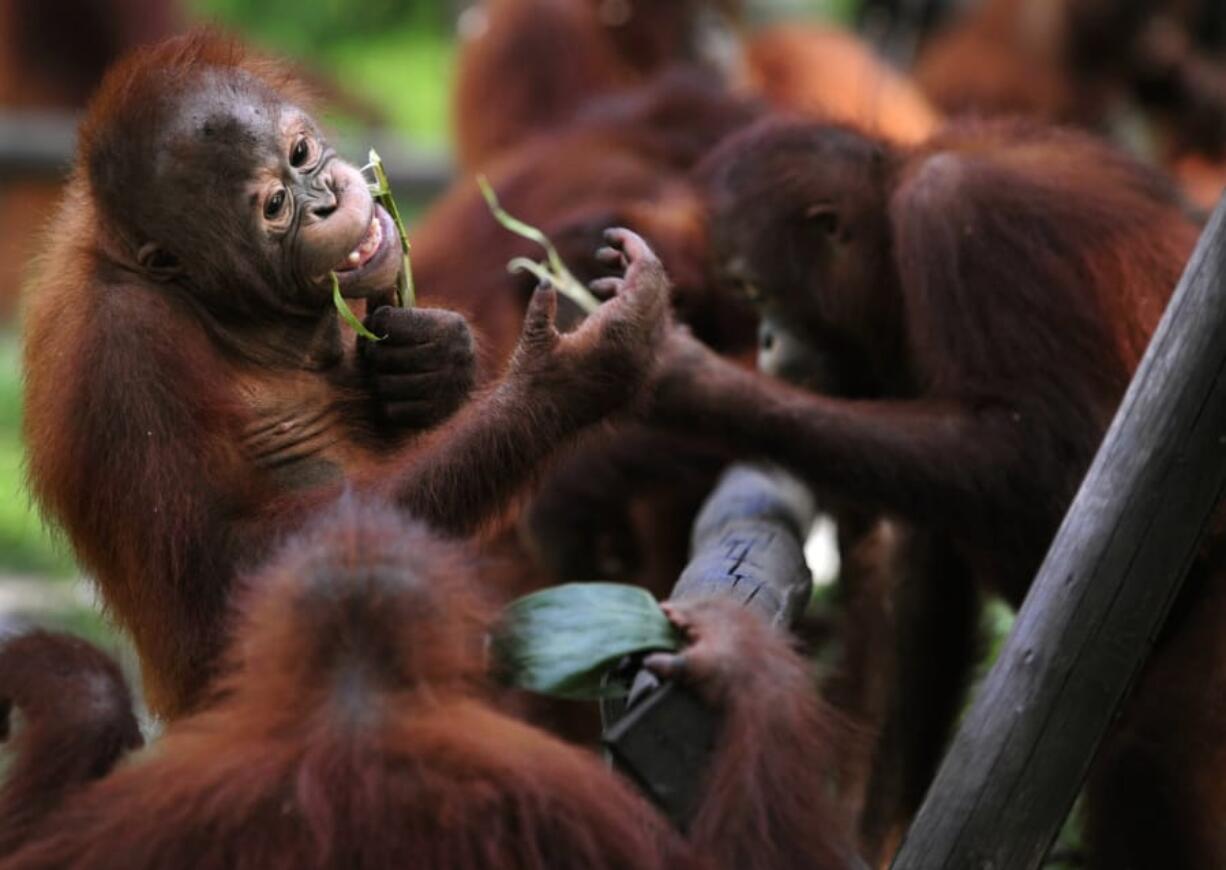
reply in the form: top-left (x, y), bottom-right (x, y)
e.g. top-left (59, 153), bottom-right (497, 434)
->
top-left (323, 30), bottom-right (454, 147)
top-left (187, 0), bottom-right (858, 148)
top-left (978, 597), bottom-right (1015, 678)
top-left (0, 333), bottom-right (75, 577)
top-left (774, 0), bottom-right (859, 22)
top-left (190, 0), bottom-right (450, 53)
top-left (191, 0), bottom-right (456, 147)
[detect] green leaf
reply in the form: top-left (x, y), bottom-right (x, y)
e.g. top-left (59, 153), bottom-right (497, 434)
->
top-left (493, 583), bottom-right (680, 700)
top-left (477, 176), bottom-right (601, 315)
top-left (506, 257), bottom-right (554, 287)
top-left (364, 148), bottom-right (415, 308)
top-left (332, 273), bottom-right (384, 341)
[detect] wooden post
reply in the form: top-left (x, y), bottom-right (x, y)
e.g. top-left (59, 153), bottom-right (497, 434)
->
top-left (892, 197), bottom-right (1226, 869)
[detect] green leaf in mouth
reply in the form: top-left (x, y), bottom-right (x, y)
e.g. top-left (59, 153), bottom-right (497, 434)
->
top-left (363, 148), bottom-right (415, 308)
top-left (332, 272), bottom-right (384, 342)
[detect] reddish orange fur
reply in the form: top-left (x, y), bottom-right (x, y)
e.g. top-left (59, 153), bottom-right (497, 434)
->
top-left (915, 0), bottom-right (1083, 123)
top-left (647, 117), bottom-right (1220, 865)
top-left (0, 500), bottom-right (854, 869)
top-left (418, 72), bottom-right (761, 370)
top-left (0, 631), bottom-right (142, 855)
top-left (453, 1), bottom-right (943, 167)
top-left (916, 0), bottom-right (1226, 174)
top-left (744, 25), bottom-right (940, 145)
top-left (452, 0), bottom-right (727, 172)
top-left (23, 33), bottom-right (666, 719)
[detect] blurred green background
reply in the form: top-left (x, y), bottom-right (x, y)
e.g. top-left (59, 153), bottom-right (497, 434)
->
top-left (193, 1), bottom-right (459, 149)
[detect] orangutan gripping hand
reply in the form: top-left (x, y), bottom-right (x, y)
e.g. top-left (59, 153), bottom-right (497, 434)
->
top-left (384, 229), bottom-right (671, 535)
top-left (643, 596), bottom-right (854, 870)
top-left (636, 117), bottom-right (1219, 866)
top-left (362, 305), bottom-right (477, 429)
top-left (515, 228), bottom-right (670, 417)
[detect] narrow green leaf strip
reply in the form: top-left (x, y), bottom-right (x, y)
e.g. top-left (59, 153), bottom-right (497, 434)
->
top-left (332, 272), bottom-right (384, 342)
top-left (477, 176), bottom-right (601, 314)
top-left (365, 148), bottom-right (416, 308)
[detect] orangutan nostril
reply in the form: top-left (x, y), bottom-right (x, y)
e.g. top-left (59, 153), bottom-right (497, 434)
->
top-left (312, 199), bottom-right (338, 219)
top-left (311, 174), bottom-right (340, 219)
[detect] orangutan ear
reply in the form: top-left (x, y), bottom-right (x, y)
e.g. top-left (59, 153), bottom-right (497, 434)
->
top-left (137, 242), bottom-right (182, 280)
top-left (803, 203), bottom-right (842, 239)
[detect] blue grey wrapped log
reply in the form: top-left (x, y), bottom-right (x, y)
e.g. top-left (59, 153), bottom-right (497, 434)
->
top-left (602, 463), bottom-right (817, 825)
top-left (672, 464), bottom-right (816, 627)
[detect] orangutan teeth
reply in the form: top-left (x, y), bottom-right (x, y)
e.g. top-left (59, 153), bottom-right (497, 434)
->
top-left (338, 216), bottom-right (384, 271)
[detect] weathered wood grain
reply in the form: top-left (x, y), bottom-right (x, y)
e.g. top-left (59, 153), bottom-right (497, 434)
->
top-left (893, 196), bottom-right (1226, 869)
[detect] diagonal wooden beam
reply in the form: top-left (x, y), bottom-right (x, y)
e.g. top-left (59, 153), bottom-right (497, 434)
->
top-left (893, 195), bottom-right (1226, 869)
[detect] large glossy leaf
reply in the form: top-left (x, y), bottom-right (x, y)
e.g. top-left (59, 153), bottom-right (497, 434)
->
top-left (494, 583), bottom-right (680, 700)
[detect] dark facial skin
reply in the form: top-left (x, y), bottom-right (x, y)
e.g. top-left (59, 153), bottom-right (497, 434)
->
top-left (122, 69), bottom-right (397, 319)
top-left (699, 122), bottom-right (909, 399)
top-left (106, 66), bottom-right (474, 419)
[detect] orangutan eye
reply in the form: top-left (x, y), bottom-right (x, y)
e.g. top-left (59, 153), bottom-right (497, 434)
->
top-left (290, 137), bottom-right (312, 168)
top-left (265, 189), bottom-right (287, 220)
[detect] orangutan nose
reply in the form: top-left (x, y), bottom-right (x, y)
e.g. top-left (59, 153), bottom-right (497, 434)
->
top-left (309, 175), bottom-right (339, 220)
top-left (311, 193), bottom-right (338, 220)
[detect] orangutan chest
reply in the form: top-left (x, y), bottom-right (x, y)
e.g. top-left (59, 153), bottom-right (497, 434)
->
top-left (235, 372), bottom-right (366, 489)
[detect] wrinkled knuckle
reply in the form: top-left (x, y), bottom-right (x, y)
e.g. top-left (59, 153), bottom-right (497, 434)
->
top-left (452, 327), bottom-right (476, 355)
top-left (389, 411), bottom-right (425, 427)
top-left (378, 376), bottom-right (415, 400)
top-left (386, 402), bottom-right (429, 425)
top-left (384, 307), bottom-right (412, 325)
top-left (422, 308), bottom-right (451, 328)
top-left (408, 314), bottom-right (440, 341)
top-left (373, 352), bottom-right (409, 375)
top-left (439, 346), bottom-right (465, 368)
top-left (367, 305), bottom-right (392, 332)
top-left (381, 319), bottom-right (414, 344)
